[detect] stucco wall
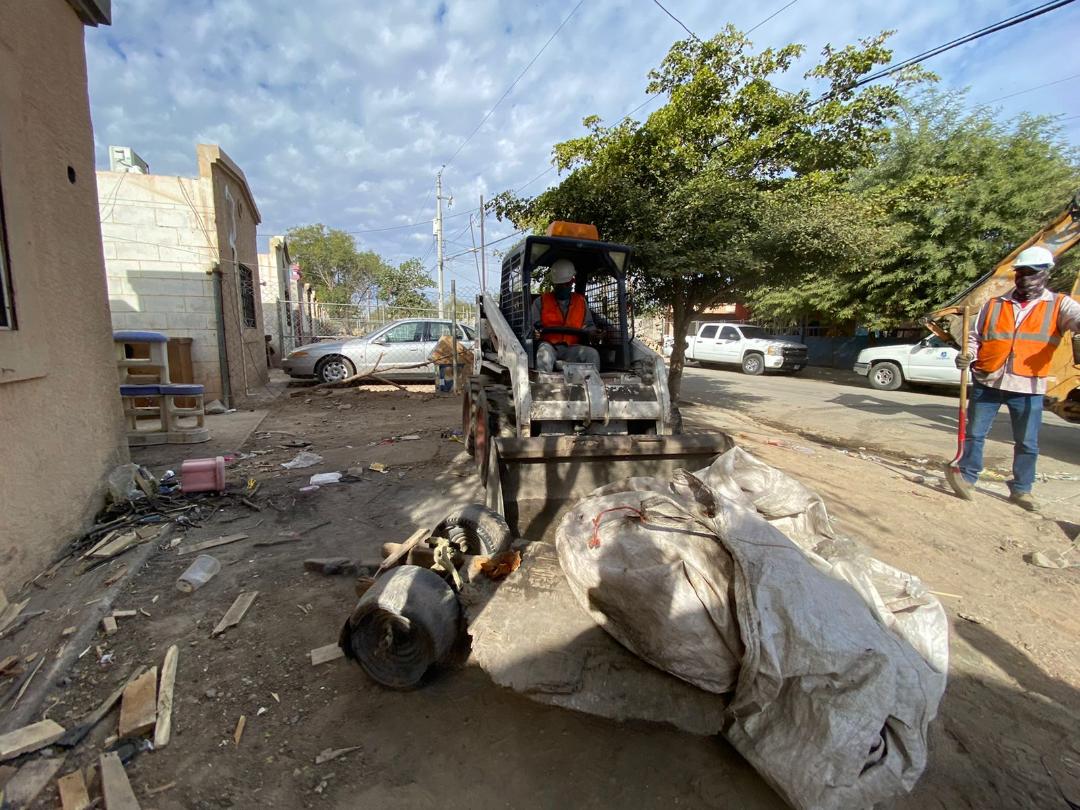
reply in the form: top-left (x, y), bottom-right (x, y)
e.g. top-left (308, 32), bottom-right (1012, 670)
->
top-left (0, 0), bottom-right (127, 592)
top-left (97, 171), bottom-right (225, 400)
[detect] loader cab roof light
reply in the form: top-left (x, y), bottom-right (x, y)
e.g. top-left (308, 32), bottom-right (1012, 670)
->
top-left (546, 221), bottom-right (600, 240)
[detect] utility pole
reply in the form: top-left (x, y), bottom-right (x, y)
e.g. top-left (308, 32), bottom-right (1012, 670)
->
top-left (435, 169), bottom-right (446, 318)
top-left (479, 194), bottom-right (486, 297)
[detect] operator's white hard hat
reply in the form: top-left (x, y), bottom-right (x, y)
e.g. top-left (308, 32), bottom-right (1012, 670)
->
top-left (550, 259), bottom-right (576, 284)
top-left (1012, 245), bottom-right (1055, 269)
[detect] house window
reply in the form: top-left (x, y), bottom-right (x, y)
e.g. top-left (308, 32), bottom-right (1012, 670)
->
top-left (0, 185), bottom-right (13, 330)
top-left (239, 264), bottom-right (257, 328)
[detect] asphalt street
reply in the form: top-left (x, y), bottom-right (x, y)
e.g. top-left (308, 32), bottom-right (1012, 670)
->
top-left (678, 364), bottom-right (1079, 522)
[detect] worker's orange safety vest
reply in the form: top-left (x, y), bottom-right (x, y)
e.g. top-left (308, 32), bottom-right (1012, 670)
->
top-left (540, 292), bottom-right (586, 345)
top-left (974, 294), bottom-right (1064, 378)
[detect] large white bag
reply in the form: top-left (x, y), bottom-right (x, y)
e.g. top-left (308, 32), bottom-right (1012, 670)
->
top-left (555, 447), bottom-right (948, 810)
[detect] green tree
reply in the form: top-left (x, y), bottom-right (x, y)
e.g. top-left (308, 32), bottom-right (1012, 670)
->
top-left (285, 224), bottom-right (433, 310)
top-left (493, 26), bottom-right (922, 399)
top-left (755, 92), bottom-right (1080, 328)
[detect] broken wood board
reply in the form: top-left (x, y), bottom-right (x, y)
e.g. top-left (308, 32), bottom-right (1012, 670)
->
top-left (102, 616), bottom-right (118, 635)
top-left (315, 745), bottom-right (361, 765)
top-left (82, 531), bottom-right (119, 559)
top-left (1, 757), bottom-right (64, 807)
top-left (212, 591), bottom-right (258, 637)
top-left (309, 643), bottom-right (344, 666)
top-left (460, 542), bottom-right (728, 736)
top-left (377, 527), bottom-right (430, 573)
top-left (0, 598), bottom-right (29, 635)
top-left (0, 654), bottom-right (19, 674)
top-left (112, 609), bottom-right (137, 619)
top-left (58, 667), bottom-right (145, 748)
top-left (0, 719), bottom-right (66, 761)
top-left (103, 565), bottom-right (128, 587)
top-left (154, 645), bottom-right (179, 749)
top-left (233, 715), bottom-right (246, 745)
top-left (89, 531), bottom-right (143, 559)
top-left (118, 666), bottom-right (157, 738)
top-left (99, 751), bottom-right (141, 810)
top-left (179, 533), bottom-right (250, 556)
top-left (58, 768), bottom-right (91, 810)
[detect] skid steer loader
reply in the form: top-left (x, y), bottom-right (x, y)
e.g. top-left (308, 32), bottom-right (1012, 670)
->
top-left (463, 221), bottom-right (732, 538)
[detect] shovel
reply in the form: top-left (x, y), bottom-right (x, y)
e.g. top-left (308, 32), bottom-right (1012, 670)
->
top-left (946, 305), bottom-right (972, 471)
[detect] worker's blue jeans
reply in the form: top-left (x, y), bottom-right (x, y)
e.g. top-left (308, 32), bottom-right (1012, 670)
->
top-left (958, 382), bottom-right (1043, 494)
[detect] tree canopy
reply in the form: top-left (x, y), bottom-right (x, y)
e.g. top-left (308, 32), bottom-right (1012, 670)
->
top-left (285, 223), bottom-right (433, 311)
top-left (492, 26), bottom-right (924, 398)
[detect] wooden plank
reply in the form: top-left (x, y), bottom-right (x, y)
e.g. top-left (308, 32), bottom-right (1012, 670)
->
top-left (82, 531), bottom-right (119, 559)
top-left (90, 531), bottom-right (142, 559)
top-left (57, 667), bottom-right (145, 748)
top-left (2, 758), bottom-right (64, 807)
top-left (0, 598), bottom-right (29, 635)
top-left (178, 533), bottom-right (249, 556)
top-left (111, 610), bottom-right (137, 619)
top-left (0, 719), bottom-right (66, 761)
top-left (118, 666), bottom-right (157, 738)
top-left (233, 715), bottom-right (246, 745)
top-left (309, 643), bottom-right (344, 666)
top-left (58, 768), bottom-right (92, 810)
top-left (154, 645), bottom-right (179, 749)
top-left (211, 591), bottom-right (258, 637)
top-left (99, 751), bottom-right (141, 810)
top-left (377, 528), bottom-right (430, 573)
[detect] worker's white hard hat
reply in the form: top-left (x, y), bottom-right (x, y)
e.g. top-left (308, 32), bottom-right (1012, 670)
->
top-left (550, 259), bottom-right (576, 284)
top-left (1012, 245), bottom-right (1055, 270)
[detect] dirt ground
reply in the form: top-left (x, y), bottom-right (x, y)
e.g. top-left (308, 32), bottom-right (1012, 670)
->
top-left (2, 381), bottom-right (1078, 809)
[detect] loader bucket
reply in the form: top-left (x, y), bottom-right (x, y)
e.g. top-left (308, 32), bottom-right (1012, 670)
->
top-left (486, 433), bottom-right (734, 540)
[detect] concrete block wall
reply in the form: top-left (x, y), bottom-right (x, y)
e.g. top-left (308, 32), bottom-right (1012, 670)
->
top-left (97, 171), bottom-right (226, 400)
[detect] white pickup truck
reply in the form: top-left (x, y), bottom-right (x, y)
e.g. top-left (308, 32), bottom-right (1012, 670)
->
top-left (853, 335), bottom-right (961, 390)
top-left (683, 323), bottom-right (808, 375)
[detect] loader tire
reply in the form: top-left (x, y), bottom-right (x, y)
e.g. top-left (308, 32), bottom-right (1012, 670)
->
top-left (432, 504), bottom-right (513, 556)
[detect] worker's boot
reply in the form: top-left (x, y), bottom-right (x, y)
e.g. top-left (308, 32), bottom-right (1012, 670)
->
top-left (945, 466), bottom-right (973, 500)
top-left (1008, 491), bottom-right (1039, 512)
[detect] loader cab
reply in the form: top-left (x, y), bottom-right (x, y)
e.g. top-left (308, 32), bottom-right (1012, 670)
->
top-left (498, 221), bottom-right (633, 372)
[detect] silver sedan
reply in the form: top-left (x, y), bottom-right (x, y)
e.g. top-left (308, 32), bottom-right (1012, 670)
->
top-left (281, 318), bottom-right (475, 384)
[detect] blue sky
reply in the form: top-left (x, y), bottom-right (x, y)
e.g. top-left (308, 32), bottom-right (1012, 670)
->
top-left (85, 0), bottom-right (1080, 295)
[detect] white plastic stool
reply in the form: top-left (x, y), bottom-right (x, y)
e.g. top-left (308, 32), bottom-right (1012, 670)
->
top-left (161, 383), bottom-right (210, 444)
top-left (114, 330), bottom-right (170, 384)
top-left (120, 384), bottom-right (168, 446)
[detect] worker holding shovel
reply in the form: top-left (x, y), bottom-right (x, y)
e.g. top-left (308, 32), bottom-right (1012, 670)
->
top-left (946, 246), bottom-right (1080, 511)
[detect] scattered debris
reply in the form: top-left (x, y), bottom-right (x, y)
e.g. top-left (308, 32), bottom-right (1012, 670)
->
top-left (479, 550), bottom-right (523, 580)
top-left (1025, 547), bottom-right (1078, 569)
top-left (154, 645), bottom-right (179, 749)
top-left (103, 564), bottom-right (129, 587)
top-left (957, 612), bottom-right (987, 625)
top-left (309, 472), bottom-right (343, 485)
top-left (282, 451), bottom-right (324, 470)
top-left (303, 558), bottom-right (358, 576)
top-left (178, 533), bottom-right (250, 556)
top-left (205, 399), bottom-right (227, 415)
top-left (61, 625), bottom-right (77, 637)
top-left (233, 715), bottom-right (246, 745)
top-left (309, 643), bottom-right (345, 667)
top-left (146, 781), bottom-right (177, 796)
top-left (255, 521), bottom-right (332, 547)
top-left (315, 746), bottom-right (361, 765)
top-left (212, 591), bottom-right (259, 637)
top-left (368, 462), bottom-right (388, 473)
top-left (0, 655), bottom-right (19, 675)
top-left (0, 719), bottom-right (66, 761)
top-left (112, 609), bottom-right (138, 619)
top-left (299, 485), bottom-right (320, 493)
top-left (118, 666), bottom-right (158, 738)
top-left (9, 658), bottom-right (45, 708)
top-left (102, 616), bottom-right (118, 636)
top-left (99, 750), bottom-right (140, 809)
top-left (57, 669), bottom-right (145, 748)
top-left (0, 608), bottom-right (47, 641)
top-left (270, 692), bottom-right (280, 703)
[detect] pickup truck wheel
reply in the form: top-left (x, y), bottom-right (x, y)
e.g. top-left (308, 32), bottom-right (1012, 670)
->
top-left (868, 361), bottom-right (903, 391)
top-left (741, 353), bottom-right (765, 375)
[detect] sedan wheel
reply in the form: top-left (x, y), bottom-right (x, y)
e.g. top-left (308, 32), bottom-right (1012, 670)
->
top-left (317, 355), bottom-right (356, 385)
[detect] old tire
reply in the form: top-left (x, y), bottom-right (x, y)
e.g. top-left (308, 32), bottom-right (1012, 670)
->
top-left (316, 355), bottom-right (355, 385)
top-left (868, 361), bottom-right (903, 391)
top-left (741, 353), bottom-right (765, 375)
top-left (343, 565), bottom-right (460, 689)
top-left (432, 504), bottom-right (512, 555)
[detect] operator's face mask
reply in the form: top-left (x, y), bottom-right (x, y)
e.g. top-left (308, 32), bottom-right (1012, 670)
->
top-left (1013, 266), bottom-right (1050, 301)
top-left (553, 282), bottom-right (574, 302)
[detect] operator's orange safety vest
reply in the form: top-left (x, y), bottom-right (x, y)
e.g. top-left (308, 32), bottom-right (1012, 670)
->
top-left (540, 292), bottom-right (587, 345)
top-left (974, 293), bottom-right (1064, 378)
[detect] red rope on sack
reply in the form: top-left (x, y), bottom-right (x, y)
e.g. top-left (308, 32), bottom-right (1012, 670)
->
top-left (589, 506), bottom-right (645, 549)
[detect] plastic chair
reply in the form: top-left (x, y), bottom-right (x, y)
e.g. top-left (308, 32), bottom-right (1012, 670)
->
top-left (114, 330), bottom-right (171, 384)
top-left (161, 383), bottom-right (210, 444)
top-left (120, 384), bottom-right (168, 446)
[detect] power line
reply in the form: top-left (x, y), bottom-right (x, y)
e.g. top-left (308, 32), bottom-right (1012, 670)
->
top-left (650, 0), bottom-right (701, 41)
top-left (443, 0), bottom-right (586, 168)
top-left (980, 71), bottom-right (1080, 104)
top-left (745, 0), bottom-right (798, 34)
top-left (822, 0), bottom-right (1078, 100)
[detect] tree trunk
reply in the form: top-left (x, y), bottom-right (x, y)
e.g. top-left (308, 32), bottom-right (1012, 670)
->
top-left (666, 288), bottom-right (695, 403)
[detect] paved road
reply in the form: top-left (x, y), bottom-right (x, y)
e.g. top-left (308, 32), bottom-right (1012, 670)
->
top-left (678, 364), bottom-right (1080, 476)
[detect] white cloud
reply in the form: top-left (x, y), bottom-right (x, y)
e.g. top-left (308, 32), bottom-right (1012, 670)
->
top-left (85, 0), bottom-right (1080, 289)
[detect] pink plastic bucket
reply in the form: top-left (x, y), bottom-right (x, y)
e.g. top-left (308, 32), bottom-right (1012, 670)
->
top-left (180, 456), bottom-right (226, 493)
